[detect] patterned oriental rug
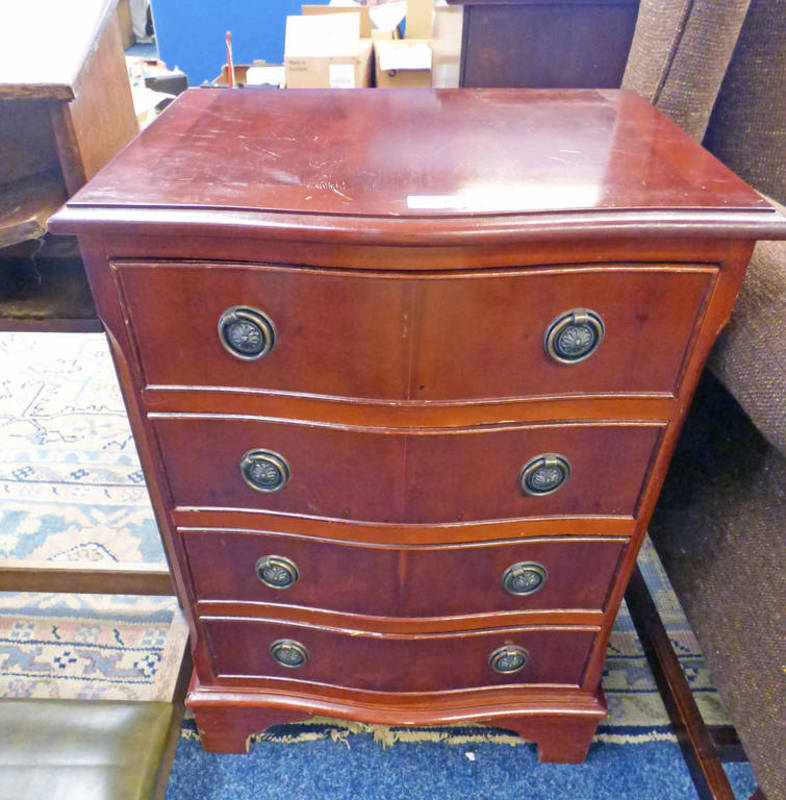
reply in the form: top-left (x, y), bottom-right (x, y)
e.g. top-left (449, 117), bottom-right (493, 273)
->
top-left (0, 332), bottom-right (730, 731)
top-left (0, 332), bottom-right (181, 702)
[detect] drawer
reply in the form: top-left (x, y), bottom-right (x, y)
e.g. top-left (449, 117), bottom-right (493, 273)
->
top-left (116, 261), bottom-right (714, 401)
top-left (202, 617), bottom-right (596, 691)
top-left (184, 530), bottom-right (626, 618)
top-left (153, 415), bottom-right (662, 523)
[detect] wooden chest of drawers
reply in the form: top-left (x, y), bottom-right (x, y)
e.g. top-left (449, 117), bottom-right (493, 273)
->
top-left (50, 87), bottom-right (786, 763)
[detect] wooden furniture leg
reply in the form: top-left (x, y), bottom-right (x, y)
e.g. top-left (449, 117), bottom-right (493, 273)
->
top-left (492, 714), bottom-right (600, 763)
top-left (191, 704), bottom-right (311, 754)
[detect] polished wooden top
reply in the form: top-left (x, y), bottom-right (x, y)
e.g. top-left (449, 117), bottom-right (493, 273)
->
top-left (51, 88), bottom-right (786, 243)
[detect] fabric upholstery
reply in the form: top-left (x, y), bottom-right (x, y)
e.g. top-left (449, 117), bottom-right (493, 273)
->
top-left (622, 0), bottom-right (751, 141)
top-left (709, 235), bottom-right (786, 457)
top-left (649, 374), bottom-right (786, 800)
top-left (0, 699), bottom-right (172, 800)
top-left (704, 0), bottom-right (786, 205)
top-left (626, 3), bottom-right (786, 796)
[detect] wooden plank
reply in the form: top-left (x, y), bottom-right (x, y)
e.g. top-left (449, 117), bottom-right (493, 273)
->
top-left (0, 317), bottom-right (103, 333)
top-left (48, 101), bottom-right (88, 195)
top-left (625, 564), bottom-right (736, 800)
top-left (152, 610), bottom-right (192, 800)
top-left (0, 0), bottom-right (117, 100)
top-left (0, 172), bottom-right (67, 250)
top-left (0, 559), bottom-right (173, 596)
top-left (0, 256), bottom-right (101, 331)
top-left (0, 101), bottom-right (61, 186)
top-left (64, 11), bottom-right (138, 185)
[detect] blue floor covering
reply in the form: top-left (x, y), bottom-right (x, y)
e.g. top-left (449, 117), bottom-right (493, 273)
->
top-left (165, 725), bottom-right (756, 800)
top-left (125, 41), bottom-right (158, 58)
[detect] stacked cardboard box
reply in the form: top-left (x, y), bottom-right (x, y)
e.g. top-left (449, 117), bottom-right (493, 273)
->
top-left (375, 0), bottom-right (433, 88)
top-left (283, 0), bottom-right (433, 89)
top-left (284, 12), bottom-right (374, 89)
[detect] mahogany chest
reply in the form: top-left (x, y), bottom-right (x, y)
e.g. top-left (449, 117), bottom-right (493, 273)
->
top-left (50, 88), bottom-right (786, 762)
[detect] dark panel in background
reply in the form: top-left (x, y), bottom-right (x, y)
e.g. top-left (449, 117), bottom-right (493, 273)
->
top-left (448, 0), bottom-right (640, 88)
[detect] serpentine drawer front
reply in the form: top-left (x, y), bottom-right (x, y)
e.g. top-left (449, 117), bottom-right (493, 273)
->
top-left (152, 416), bottom-right (662, 522)
top-left (49, 88), bottom-right (786, 762)
top-left (201, 618), bottom-right (598, 692)
top-left (183, 530), bottom-right (627, 618)
top-left (114, 261), bottom-right (714, 401)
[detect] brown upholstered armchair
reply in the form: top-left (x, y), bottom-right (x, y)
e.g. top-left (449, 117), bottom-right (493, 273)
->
top-left (622, 2), bottom-right (785, 798)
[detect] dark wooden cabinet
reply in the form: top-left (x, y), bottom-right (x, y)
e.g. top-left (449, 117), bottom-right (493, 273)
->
top-left (445, 0), bottom-right (640, 88)
top-left (0, 0), bottom-right (138, 331)
top-left (50, 87), bottom-right (786, 763)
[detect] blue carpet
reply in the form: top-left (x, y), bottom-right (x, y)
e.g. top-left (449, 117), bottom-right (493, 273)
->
top-left (125, 41), bottom-right (158, 59)
top-left (165, 721), bottom-right (757, 800)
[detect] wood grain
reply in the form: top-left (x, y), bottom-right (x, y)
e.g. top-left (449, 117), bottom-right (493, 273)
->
top-left (187, 675), bottom-right (607, 757)
top-left (54, 89), bottom-right (770, 218)
top-left (0, 172), bottom-right (67, 249)
top-left (0, 559), bottom-right (172, 595)
top-left (47, 90), bottom-right (786, 761)
top-left (183, 530), bottom-right (626, 618)
top-left (151, 415), bottom-right (663, 523)
top-left (115, 261), bottom-right (715, 402)
top-left (202, 616), bottom-right (597, 692)
top-left (457, 2), bottom-right (639, 90)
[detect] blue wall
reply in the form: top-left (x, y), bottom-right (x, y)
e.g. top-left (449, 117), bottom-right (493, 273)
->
top-left (152, 0), bottom-right (325, 85)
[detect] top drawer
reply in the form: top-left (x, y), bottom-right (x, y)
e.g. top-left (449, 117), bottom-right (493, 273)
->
top-left (114, 261), bottom-right (714, 402)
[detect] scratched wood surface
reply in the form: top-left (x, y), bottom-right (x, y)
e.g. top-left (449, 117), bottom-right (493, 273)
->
top-left (48, 89), bottom-right (786, 761)
top-left (57, 88), bottom-right (771, 218)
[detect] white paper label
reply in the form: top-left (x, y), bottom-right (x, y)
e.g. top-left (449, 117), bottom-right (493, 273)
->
top-left (407, 194), bottom-right (472, 210)
top-left (329, 63), bottom-right (356, 88)
top-left (245, 66), bottom-right (286, 88)
top-left (377, 41), bottom-right (432, 72)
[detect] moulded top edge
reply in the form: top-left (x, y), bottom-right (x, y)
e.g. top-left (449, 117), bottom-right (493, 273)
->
top-left (48, 203), bottom-right (786, 245)
top-left (49, 88), bottom-right (779, 228)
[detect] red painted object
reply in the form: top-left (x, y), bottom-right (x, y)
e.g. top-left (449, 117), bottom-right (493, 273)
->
top-left (49, 88), bottom-right (786, 762)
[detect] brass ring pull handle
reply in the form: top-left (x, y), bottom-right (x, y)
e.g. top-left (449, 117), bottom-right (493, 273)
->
top-left (240, 449), bottom-right (290, 493)
top-left (519, 454), bottom-right (571, 496)
top-left (218, 306), bottom-right (276, 360)
top-left (545, 308), bottom-right (604, 364)
top-left (269, 639), bottom-right (309, 669)
top-left (488, 645), bottom-right (529, 674)
top-left (502, 562), bottom-right (547, 596)
top-left (256, 555), bottom-right (300, 589)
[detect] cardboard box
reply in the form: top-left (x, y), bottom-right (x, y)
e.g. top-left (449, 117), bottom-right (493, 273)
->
top-left (301, 4), bottom-right (372, 38)
top-left (213, 61), bottom-right (285, 88)
top-left (371, 28), bottom-right (400, 42)
top-left (245, 64), bottom-right (286, 88)
top-left (431, 1), bottom-right (462, 87)
top-left (374, 38), bottom-right (432, 88)
top-left (285, 13), bottom-right (374, 89)
top-left (213, 64), bottom-right (252, 85)
top-left (405, 0), bottom-right (433, 39)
